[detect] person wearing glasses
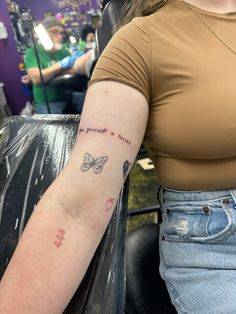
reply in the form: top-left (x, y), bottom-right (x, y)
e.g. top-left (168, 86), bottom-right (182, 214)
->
top-left (25, 16), bottom-right (91, 114)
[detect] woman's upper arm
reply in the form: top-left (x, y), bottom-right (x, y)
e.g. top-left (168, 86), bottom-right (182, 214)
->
top-left (56, 80), bottom-right (149, 233)
top-left (76, 80), bottom-right (149, 163)
top-left (51, 18), bottom-right (151, 235)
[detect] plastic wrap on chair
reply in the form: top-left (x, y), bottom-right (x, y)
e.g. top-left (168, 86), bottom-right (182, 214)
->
top-left (0, 115), bottom-right (127, 313)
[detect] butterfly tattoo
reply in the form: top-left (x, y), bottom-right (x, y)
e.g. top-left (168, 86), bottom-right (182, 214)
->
top-left (80, 153), bottom-right (108, 174)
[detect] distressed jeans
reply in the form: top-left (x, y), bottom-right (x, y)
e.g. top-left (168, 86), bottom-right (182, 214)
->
top-left (158, 187), bottom-right (236, 314)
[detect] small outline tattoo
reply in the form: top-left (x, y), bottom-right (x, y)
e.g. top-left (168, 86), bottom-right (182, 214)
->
top-left (54, 229), bottom-right (66, 248)
top-left (123, 160), bottom-right (132, 180)
top-left (81, 153), bottom-right (108, 174)
top-left (105, 198), bottom-right (115, 211)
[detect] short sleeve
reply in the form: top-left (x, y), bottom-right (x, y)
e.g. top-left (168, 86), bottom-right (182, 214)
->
top-left (88, 17), bottom-right (152, 102)
top-left (25, 48), bottom-right (38, 69)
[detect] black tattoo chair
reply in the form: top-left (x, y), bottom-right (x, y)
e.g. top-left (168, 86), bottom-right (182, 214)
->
top-left (97, 1), bottom-right (176, 313)
top-left (125, 223), bottom-right (177, 314)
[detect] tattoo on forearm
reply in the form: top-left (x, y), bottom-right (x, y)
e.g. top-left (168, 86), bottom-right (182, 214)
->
top-left (105, 198), bottom-right (115, 211)
top-left (123, 160), bottom-right (132, 180)
top-left (81, 153), bottom-right (108, 174)
top-left (78, 127), bottom-right (131, 145)
top-left (54, 229), bottom-right (66, 248)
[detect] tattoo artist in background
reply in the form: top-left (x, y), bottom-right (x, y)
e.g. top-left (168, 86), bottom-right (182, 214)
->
top-left (25, 16), bottom-right (92, 114)
top-left (1, 0), bottom-right (236, 313)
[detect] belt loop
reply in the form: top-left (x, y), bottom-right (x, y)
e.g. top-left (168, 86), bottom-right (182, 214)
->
top-left (157, 185), bottom-right (164, 207)
top-left (229, 189), bottom-right (236, 204)
top-left (156, 186), bottom-right (164, 224)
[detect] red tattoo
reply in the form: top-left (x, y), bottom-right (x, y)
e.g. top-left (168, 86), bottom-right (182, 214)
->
top-left (105, 198), bottom-right (115, 211)
top-left (54, 229), bottom-right (66, 248)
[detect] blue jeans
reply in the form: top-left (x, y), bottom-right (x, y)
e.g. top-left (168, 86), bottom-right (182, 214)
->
top-left (159, 187), bottom-right (236, 314)
top-left (35, 101), bottom-right (67, 114)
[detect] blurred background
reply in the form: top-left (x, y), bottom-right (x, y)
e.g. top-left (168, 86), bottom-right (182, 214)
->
top-left (0, 0), bottom-right (100, 115)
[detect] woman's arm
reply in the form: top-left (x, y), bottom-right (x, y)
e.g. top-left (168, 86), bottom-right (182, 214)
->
top-left (0, 80), bottom-right (149, 314)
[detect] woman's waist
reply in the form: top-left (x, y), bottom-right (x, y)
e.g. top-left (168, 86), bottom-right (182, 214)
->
top-left (159, 187), bottom-right (233, 203)
top-left (156, 156), bottom-right (236, 191)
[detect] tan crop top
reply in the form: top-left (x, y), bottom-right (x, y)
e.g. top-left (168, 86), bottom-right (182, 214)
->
top-left (89, 0), bottom-right (236, 190)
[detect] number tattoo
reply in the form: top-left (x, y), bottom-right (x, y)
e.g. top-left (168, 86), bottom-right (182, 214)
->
top-left (105, 198), bottom-right (115, 211)
top-left (54, 229), bottom-right (66, 248)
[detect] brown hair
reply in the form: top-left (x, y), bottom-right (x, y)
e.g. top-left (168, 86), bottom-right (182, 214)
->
top-left (119, 0), bottom-right (168, 28)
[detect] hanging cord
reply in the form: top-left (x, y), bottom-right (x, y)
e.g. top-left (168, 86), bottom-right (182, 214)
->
top-left (29, 14), bottom-right (51, 113)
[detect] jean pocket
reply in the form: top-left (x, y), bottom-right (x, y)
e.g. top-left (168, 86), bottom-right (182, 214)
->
top-left (162, 201), bottom-right (234, 243)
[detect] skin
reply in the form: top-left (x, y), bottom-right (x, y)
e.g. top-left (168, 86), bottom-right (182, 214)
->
top-left (73, 50), bottom-right (92, 74)
top-left (86, 32), bottom-right (96, 43)
top-left (47, 26), bottom-right (65, 52)
top-left (184, 0), bottom-right (236, 13)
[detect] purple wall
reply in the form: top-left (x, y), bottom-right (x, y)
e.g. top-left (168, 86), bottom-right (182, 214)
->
top-left (0, 0), bottom-right (28, 114)
top-left (18, 0), bottom-right (64, 21)
top-left (18, 0), bottom-right (100, 23)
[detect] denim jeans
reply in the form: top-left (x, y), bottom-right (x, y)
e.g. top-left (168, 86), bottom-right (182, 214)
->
top-left (158, 187), bottom-right (236, 314)
top-left (35, 101), bottom-right (67, 114)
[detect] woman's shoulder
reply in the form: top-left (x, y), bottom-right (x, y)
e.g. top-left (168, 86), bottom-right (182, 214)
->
top-left (121, 4), bottom-right (174, 35)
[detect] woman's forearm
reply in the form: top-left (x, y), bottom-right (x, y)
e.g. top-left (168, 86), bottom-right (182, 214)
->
top-left (0, 179), bottom-right (106, 314)
top-left (0, 81), bottom-right (148, 313)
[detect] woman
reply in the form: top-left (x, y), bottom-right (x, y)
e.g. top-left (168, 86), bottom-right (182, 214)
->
top-left (1, 0), bottom-right (236, 313)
